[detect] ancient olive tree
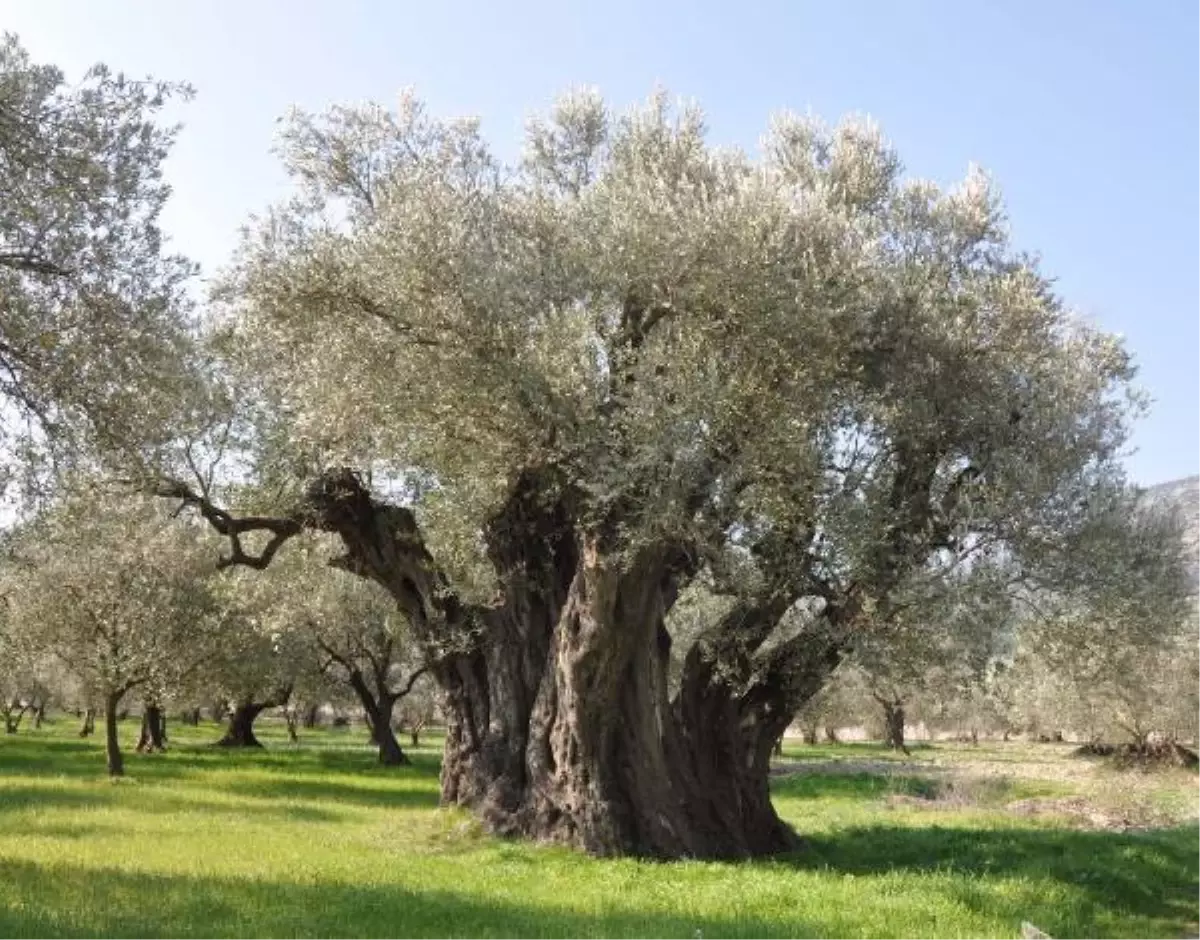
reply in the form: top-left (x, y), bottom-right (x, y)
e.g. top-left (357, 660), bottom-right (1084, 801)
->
top-left (3, 494), bottom-right (224, 774)
top-left (162, 91), bottom-right (1147, 857)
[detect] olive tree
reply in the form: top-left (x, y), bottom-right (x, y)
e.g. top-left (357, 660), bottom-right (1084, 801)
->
top-left (3, 494), bottom-right (224, 774)
top-left (159, 91), bottom-right (1148, 858)
top-left (198, 567), bottom-right (317, 748)
top-left (0, 35), bottom-right (198, 497)
top-left (293, 554), bottom-right (429, 765)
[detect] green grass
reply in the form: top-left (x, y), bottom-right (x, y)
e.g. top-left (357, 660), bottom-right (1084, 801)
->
top-left (0, 719), bottom-right (1195, 938)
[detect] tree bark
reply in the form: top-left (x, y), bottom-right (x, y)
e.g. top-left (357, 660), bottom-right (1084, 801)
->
top-left (136, 704), bottom-right (167, 752)
top-left (104, 693), bottom-right (124, 777)
top-left (217, 703), bottom-right (267, 747)
top-left (4, 699), bottom-right (30, 734)
top-left (302, 703), bottom-right (320, 728)
top-left (169, 466), bottom-right (852, 859)
top-left (881, 700), bottom-right (908, 753)
top-left (78, 708), bottom-right (95, 737)
top-left (33, 702), bottom-right (45, 729)
top-left (348, 670), bottom-right (407, 766)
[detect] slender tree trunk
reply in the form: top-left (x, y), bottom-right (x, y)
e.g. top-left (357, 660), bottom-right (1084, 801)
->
top-left (136, 704), bottom-right (167, 752)
top-left (303, 703), bottom-right (320, 728)
top-left (824, 726), bottom-right (839, 744)
top-left (33, 702), bottom-right (45, 729)
top-left (284, 707), bottom-right (299, 742)
top-left (104, 693), bottom-right (124, 777)
top-left (347, 671), bottom-right (407, 766)
top-left (881, 700), bottom-right (908, 753)
top-left (4, 700), bottom-right (29, 734)
top-left (78, 708), bottom-right (95, 737)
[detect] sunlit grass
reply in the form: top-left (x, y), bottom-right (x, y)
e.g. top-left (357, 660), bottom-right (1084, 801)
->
top-left (0, 718), bottom-right (1195, 938)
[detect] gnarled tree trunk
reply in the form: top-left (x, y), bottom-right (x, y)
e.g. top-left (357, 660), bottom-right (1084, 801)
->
top-left (136, 703), bottom-right (167, 752)
top-left (350, 671), bottom-right (407, 766)
top-left (218, 703), bottom-right (266, 747)
top-left (166, 466), bottom-right (850, 859)
top-left (880, 699), bottom-right (907, 752)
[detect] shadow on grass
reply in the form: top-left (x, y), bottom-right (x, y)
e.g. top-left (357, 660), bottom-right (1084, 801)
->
top-left (786, 823), bottom-right (1199, 933)
top-left (0, 729), bottom-right (444, 787)
top-left (0, 858), bottom-right (811, 939)
top-left (771, 771), bottom-right (941, 802)
top-left (0, 780), bottom-right (345, 824)
top-left (225, 775), bottom-right (438, 810)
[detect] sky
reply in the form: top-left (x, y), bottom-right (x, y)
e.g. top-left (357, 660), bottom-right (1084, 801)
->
top-left (5, 0), bottom-right (1197, 485)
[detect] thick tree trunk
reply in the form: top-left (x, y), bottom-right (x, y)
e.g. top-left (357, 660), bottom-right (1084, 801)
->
top-left (136, 704), bottom-right (167, 752)
top-left (881, 700), bottom-right (908, 753)
top-left (248, 467), bottom-right (846, 858)
top-left (217, 703), bottom-right (267, 747)
top-left (78, 708), bottom-right (95, 737)
top-left (104, 693), bottom-right (124, 777)
top-left (303, 703), bottom-right (320, 728)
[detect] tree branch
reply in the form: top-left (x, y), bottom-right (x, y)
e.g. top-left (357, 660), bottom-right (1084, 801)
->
top-left (387, 664), bottom-right (430, 701)
top-left (154, 479), bottom-right (303, 570)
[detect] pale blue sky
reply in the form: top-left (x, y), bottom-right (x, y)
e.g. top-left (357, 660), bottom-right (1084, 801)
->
top-left (5, 1), bottom-right (1197, 485)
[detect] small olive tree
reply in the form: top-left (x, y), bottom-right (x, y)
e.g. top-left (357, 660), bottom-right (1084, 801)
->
top-left (3, 493), bottom-right (224, 774)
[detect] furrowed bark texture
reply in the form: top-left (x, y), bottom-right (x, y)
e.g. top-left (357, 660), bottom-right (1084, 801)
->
top-left (136, 703), bottom-right (167, 752)
top-left (170, 468), bottom-right (850, 858)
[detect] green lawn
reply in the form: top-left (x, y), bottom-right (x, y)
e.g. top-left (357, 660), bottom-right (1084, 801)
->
top-left (0, 720), bottom-right (1195, 938)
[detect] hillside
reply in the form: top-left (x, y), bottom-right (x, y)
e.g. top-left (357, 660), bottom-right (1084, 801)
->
top-left (1143, 474), bottom-right (1200, 592)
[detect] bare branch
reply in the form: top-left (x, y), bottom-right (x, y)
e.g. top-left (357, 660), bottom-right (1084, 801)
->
top-left (153, 478), bottom-right (303, 570)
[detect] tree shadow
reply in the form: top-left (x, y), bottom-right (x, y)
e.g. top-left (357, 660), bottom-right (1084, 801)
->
top-left (770, 770), bottom-right (942, 802)
top-left (224, 775), bottom-right (439, 811)
top-left (0, 858), bottom-right (815, 939)
top-left (0, 780), bottom-right (344, 824)
top-left (783, 822), bottom-right (1199, 933)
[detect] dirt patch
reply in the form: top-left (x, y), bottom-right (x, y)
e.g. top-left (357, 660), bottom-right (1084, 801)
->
top-left (1005, 796), bottom-right (1158, 831)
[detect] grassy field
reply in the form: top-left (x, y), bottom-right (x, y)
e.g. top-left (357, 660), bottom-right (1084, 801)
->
top-left (0, 718), bottom-right (1195, 938)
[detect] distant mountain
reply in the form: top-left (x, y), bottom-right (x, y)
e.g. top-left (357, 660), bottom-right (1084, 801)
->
top-left (1142, 475), bottom-right (1199, 593)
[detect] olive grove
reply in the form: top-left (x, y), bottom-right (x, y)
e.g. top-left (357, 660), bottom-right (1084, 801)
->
top-left (0, 32), bottom-right (1190, 858)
